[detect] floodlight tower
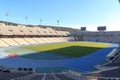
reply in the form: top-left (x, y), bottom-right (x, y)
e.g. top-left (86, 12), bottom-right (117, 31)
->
top-left (57, 20), bottom-right (60, 31)
top-left (57, 20), bottom-right (59, 27)
top-left (40, 19), bottom-right (42, 25)
top-left (25, 16), bottom-right (28, 25)
top-left (6, 12), bottom-right (9, 26)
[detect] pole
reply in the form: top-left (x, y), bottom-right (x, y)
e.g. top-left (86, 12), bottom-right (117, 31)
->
top-left (57, 20), bottom-right (60, 31)
top-left (57, 20), bottom-right (59, 27)
top-left (40, 19), bottom-right (42, 25)
top-left (25, 16), bottom-right (28, 25)
top-left (6, 12), bottom-right (9, 26)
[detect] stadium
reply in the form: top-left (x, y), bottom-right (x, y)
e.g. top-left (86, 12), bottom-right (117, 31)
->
top-left (0, 21), bottom-right (119, 80)
top-left (1, 0), bottom-right (120, 80)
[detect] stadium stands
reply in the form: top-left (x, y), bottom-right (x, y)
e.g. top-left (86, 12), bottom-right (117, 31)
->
top-left (23, 38), bottom-right (39, 44)
top-left (82, 67), bottom-right (120, 80)
top-left (0, 22), bottom-right (74, 47)
top-left (13, 38), bottom-right (30, 45)
top-left (0, 71), bottom-right (29, 80)
top-left (1, 21), bottom-right (120, 80)
top-left (79, 48), bottom-right (120, 80)
top-left (32, 37), bottom-right (45, 43)
top-left (0, 39), bottom-right (9, 47)
top-left (0, 37), bottom-right (75, 47)
top-left (1, 38), bottom-right (19, 46)
top-left (74, 31), bottom-right (120, 43)
top-left (0, 66), bottom-right (32, 80)
top-left (0, 24), bottom-right (14, 35)
top-left (13, 72), bottom-right (76, 80)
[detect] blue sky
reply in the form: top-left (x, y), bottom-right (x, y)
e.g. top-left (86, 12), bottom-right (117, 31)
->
top-left (0, 0), bottom-right (120, 31)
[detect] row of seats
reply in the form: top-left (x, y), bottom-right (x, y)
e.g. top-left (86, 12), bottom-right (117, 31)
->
top-left (83, 67), bottom-right (120, 80)
top-left (14, 72), bottom-right (75, 80)
top-left (75, 36), bottom-right (120, 43)
top-left (107, 49), bottom-right (120, 63)
top-left (0, 66), bottom-right (31, 80)
top-left (0, 23), bottom-right (70, 36)
top-left (0, 71), bottom-right (29, 80)
top-left (74, 31), bottom-right (120, 43)
top-left (0, 37), bottom-right (75, 47)
top-left (0, 66), bottom-right (10, 72)
top-left (0, 66), bottom-right (34, 73)
top-left (75, 31), bottom-right (120, 36)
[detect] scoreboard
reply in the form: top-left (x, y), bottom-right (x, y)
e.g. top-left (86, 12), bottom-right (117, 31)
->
top-left (97, 26), bottom-right (106, 31)
top-left (81, 27), bottom-right (86, 31)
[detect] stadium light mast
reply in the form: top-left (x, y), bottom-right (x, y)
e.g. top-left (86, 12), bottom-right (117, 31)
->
top-left (57, 20), bottom-right (59, 27)
top-left (6, 12), bottom-right (9, 26)
top-left (57, 20), bottom-right (60, 31)
top-left (40, 19), bottom-right (42, 25)
top-left (25, 16), bottom-right (28, 25)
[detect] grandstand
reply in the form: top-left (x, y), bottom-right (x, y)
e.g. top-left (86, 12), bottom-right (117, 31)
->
top-left (0, 21), bottom-right (74, 47)
top-left (73, 31), bottom-right (120, 43)
top-left (0, 21), bottom-right (120, 80)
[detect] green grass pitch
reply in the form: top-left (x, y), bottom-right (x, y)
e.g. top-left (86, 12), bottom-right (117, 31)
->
top-left (23, 42), bottom-right (110, 57)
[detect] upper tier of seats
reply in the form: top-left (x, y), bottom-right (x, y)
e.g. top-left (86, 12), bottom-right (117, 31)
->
top-left (0, 22), bottom-right (75, 47)
top-left (0, 23), bottom-right (70, 36)
top-left (74, 31), bottom-right (120, 43)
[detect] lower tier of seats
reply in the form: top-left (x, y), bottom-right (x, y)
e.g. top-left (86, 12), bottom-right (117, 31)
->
top-left (0, 37), bottom-right (75, 47)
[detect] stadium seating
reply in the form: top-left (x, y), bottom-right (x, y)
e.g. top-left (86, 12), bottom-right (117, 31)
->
top-left (32, 27), bottom-right (40, 35)
top-left (13, 38), bottom-right (30, 45)
top-left (83, 67), bottom-right (120, 79)
top-left (28, 74), bottom-right (44, 80)
top-left (0, 22), bottom-right (75, 47)
top-left (10, 25), bottom-right (24, 36)
top-left (32, 38), bottom-right (46, 43)
top-left (23, 38), bottom-right (39, 44)
top-left (0, 66), bottom-right (30, 80)
top-left (0, 39), bottom-right (9, 47)
top-left (13, 72), bottom-right (76, 80)
top-left (1, 38), bottom-right (19, 46)
top-left (0, 25), bottom-right (14, 35)
top-left (0, 71), bottom-right (29, 80)
top-left (2, 21), bottom-right (120, 79)
top-left (74, 31), bottom-right (120, 43)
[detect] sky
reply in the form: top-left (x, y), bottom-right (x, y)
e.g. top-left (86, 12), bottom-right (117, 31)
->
top-left (0, 0), bottom-right (120, 31)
